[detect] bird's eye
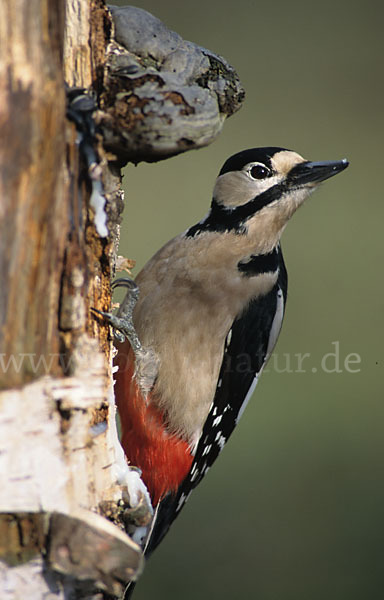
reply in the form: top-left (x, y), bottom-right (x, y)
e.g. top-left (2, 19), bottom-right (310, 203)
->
top-left (249, 164), bottom-right (270, 179)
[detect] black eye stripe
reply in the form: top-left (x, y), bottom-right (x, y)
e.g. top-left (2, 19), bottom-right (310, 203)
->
top-left (185, 183), bottom-right (287, 236)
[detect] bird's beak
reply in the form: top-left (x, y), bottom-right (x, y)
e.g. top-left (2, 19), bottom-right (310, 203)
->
top-left (288, 158), bottom-right (349, 186)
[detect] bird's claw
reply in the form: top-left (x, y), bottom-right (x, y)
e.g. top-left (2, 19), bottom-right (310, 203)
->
top-left (91, 307), bottom-right (126, 342)
top-left (92, 278), bottom-right (142, 349)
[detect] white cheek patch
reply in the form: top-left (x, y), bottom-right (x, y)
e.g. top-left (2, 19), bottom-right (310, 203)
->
top-left (213, 172), bottom-right (284, 209)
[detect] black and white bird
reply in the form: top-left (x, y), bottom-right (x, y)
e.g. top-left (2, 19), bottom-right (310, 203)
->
top-left (107, 147), bottom-right (348, 591)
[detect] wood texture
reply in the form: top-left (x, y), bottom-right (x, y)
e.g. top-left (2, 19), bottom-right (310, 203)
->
top-left (0, 1), bottom-right (245, 596)
top-left (0, 1), bottom-right (148, 597)
top-left (100, 5), bottom-right (245, 163)
top-left (0, 0), bottom-right (67, 388)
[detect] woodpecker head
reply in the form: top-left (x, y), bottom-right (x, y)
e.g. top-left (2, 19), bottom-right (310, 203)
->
top-left (187, 147), bottom-right (348, 242)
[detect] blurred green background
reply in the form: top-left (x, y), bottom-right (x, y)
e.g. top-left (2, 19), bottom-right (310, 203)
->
top-left (112, 1), bottom-right (383, 598)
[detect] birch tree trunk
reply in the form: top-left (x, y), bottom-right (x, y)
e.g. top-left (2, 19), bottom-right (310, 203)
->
top-left (0, 1), bottom-right (244, 597)
top-left (0, 1), bottom-right (146, 597)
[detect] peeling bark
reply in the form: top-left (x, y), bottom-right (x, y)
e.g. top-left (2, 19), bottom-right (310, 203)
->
top-left (0, 1), bottom-right (146, 597)
top-left (100, 5), bottom-right (245, 163)
top-left (0, 1), bottom-right (245, 597)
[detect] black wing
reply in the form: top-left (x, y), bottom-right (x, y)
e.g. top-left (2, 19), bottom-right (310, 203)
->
top-left (144, 250), bottom-right (287, 557)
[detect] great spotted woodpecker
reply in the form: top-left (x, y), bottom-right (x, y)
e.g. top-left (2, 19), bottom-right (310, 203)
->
top-left (103, 147), bottom-right (348, 588)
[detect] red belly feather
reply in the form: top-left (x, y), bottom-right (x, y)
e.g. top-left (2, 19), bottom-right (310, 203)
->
top-left (114, 341), bottom-right (193, 506)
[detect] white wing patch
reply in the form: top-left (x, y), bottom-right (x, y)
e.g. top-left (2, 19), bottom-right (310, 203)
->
top-left (235, 286), bottom-right (284, 425)
top-left (168, 284), bottom-right (286, 530)
top-left (213, 414), bottom-right (222, 427)
top-left (235, 372), bottom-right (260, 424)
top-left (266, 288), bottom-right (285, 357)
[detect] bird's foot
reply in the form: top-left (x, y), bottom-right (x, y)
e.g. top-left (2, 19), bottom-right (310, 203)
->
top-left (92, 278), bottom-right (159, 394)
top-left (92, 277), bottom-right (142, 352)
